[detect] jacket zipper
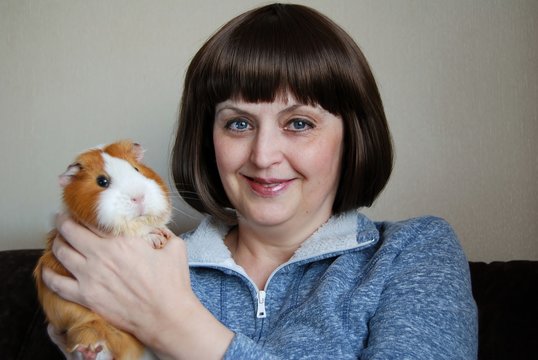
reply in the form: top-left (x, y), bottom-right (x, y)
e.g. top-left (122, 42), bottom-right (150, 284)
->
top-left (189, 236), bottom-right (376, 320)
top-left (256, 290), bottom-right (267, 318)
top-left (252, 238), bottom-right (376, 320)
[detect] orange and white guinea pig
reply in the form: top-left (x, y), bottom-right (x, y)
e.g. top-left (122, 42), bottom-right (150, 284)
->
top-left (34, 140), bottom-right (172, 360)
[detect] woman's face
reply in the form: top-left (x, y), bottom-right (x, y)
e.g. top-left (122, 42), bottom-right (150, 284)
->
top-left (213, 94), bottom-right (344, 230)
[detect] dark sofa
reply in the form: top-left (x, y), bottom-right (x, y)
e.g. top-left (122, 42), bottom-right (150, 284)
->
top-left (1, 249), bottom-right (537, 359)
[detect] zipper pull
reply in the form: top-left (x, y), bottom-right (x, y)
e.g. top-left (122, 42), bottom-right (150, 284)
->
top-left (257, 290), bottom-right (267, 318)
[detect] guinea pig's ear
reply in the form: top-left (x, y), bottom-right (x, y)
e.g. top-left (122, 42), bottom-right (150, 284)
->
top-left (132, 142), bottom-right (145, 162)
top-left (58, 163), bottom-right (81, 187)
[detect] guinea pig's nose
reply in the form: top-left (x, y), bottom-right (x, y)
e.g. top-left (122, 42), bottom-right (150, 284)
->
top-left (131, 194), bottom-right (145, 204)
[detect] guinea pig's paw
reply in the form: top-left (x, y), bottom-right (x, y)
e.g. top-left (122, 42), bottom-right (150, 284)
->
top-left (145, 233), bottom-right (166, 249)
top-left (71, 342), bottom-right (112, 360)
top-left (146, 228), bottom-right (172, 249)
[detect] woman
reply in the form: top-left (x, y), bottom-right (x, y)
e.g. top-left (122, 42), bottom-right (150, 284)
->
top-left (44, 3), bottom-right (477, 359)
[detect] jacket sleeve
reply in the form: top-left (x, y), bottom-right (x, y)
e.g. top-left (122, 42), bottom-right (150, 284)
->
top-left (361, 217), bottom-right (478, 359)
top-left (223, 333), bottom-right (280, 360)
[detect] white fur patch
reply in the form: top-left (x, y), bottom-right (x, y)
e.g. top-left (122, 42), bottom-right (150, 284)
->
top-left (96, 153), bottom-right (168, 234)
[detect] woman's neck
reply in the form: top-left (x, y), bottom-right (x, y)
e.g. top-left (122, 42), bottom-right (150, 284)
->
top-left (225, 212), bottom-right (332, 289)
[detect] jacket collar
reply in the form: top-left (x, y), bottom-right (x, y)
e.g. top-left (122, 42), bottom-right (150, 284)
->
top-left (185, 210), bottom-right (379, 266)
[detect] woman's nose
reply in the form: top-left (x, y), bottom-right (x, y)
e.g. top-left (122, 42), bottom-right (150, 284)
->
top-left (249, 127), bottom-right (283, 168)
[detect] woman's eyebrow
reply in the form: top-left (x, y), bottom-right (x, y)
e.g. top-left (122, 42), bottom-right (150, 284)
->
top-left (215, 103), bottom-right (322, 116)
top-left (278, 104), bottom-right (303, 115)
top-left (215, 105), bottom-right (251, 116)
top-left (279, 103), bottom-right (330, 117)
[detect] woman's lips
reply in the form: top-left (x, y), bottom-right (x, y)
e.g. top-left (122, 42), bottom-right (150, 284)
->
top-left (243, 176), bottom-right (294, 197)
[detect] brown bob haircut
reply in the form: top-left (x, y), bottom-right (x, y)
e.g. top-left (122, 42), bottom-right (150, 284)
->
top-left (172, 3), bottom-right (393, 224)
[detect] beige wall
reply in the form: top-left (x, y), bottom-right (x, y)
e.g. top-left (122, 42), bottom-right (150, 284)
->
top-left (1, 0), bottom-right (536, 262)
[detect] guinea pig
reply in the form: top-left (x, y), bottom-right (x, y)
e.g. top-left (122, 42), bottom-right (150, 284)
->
top-left (34, 140), bottom-right (172, 360)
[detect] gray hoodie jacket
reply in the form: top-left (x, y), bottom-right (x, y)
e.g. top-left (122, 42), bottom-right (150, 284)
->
top-left (185, 210), bottom-right (478, 359)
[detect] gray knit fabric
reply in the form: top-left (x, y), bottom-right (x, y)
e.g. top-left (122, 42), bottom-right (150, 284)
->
top-left (185, 211), bottom-right (478, 359)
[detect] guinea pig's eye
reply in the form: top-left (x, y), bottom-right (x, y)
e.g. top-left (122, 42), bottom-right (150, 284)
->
top-left (96, 175), bottom-right (110, 188)
top-left (133, 166), bottom-right (139, 172)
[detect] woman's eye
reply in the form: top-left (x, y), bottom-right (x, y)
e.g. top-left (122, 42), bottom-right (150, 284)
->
top-left (225, 118), bottom-right (251, 132)
top-left (286, 118), bottom-right (313, 132)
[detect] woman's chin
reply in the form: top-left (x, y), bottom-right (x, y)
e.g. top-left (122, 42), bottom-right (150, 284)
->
top-left (238, 205), bottom-right (296, 228)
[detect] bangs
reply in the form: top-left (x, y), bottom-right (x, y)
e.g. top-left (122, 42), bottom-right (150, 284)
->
top-left (195, 4), bottom-right (360, 115)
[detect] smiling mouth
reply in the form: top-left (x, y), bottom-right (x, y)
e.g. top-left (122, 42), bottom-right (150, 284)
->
top-left (243, 176), bottom-right (294, 196)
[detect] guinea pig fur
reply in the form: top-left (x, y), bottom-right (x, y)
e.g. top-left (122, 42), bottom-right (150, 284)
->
top-left (34, 140), bottom-right (170, 360)
top-left (59, 140), bottom-right (171, 236)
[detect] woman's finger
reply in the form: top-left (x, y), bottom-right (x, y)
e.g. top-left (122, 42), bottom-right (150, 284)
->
top-left (51, 234), bottom-right (86, 276)
top-left (55, 213), bottom-right (103, 254)
top-left (47, 324), bottom-right (70, 357)
top-left (42, 267), bottom-right (81, 304)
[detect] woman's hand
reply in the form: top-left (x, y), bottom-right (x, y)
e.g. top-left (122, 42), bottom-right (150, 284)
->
top-left (42, 214), bottom-right (189, 336)
top-left (47, 324), bottom-right (72, 358)
top-left (41, 213), bottom-right (234, 359)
